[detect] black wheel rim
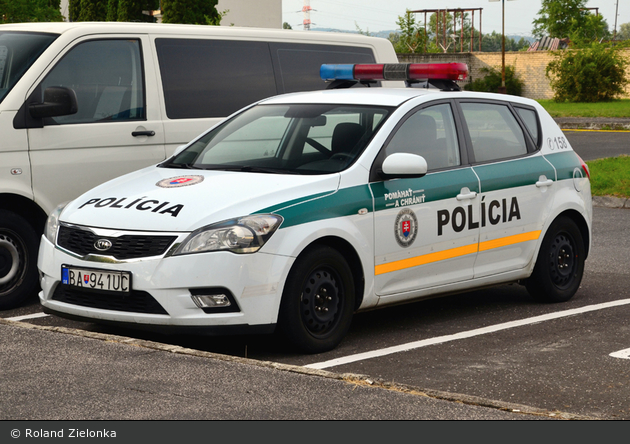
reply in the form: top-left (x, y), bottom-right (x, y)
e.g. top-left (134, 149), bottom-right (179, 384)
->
top-left (548, 232), bottom-right (576, 289)
top-left (299, 267), bottom-right (343, 338)
top-left (0, 231), bottom-right (26, 296)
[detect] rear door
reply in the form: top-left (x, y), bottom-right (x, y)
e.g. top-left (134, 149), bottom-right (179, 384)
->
top-left (457, 100), bottom-right (556, 278)
top-left (25, 35), bottom-right (166, 214)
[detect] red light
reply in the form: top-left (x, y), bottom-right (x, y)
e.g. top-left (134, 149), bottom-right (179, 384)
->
top-left (576, 153), bottom-right (591, 180)
top-left (353, 64), bottom-right (385, 80)
top-left (408, 63), bottom-right (468, 81)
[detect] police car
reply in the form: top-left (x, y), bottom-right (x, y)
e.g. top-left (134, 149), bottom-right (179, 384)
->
top-left (37, 63), bottom-right (592, 353)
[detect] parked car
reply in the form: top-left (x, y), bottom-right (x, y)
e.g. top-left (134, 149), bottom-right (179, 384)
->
top-left (38, 63), bottom-right (592, 353)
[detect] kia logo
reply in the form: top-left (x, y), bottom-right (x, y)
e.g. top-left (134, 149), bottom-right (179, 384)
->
top-left (94, 239), bottom-right (113, 251)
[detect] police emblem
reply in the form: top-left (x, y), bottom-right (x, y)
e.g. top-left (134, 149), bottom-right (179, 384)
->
top-left (156, 175), bottom-right (204, 188)
top-left (394, 208), bottom-right (418, 248)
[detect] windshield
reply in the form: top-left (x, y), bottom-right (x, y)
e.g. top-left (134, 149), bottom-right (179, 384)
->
top-left (0, 32), bottom-right (58, 104)
top-left (161, 103), bottom-right (393, 174)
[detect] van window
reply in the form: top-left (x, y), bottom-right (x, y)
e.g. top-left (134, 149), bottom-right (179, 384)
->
top-left (40, 39), bottom-right (145, 124)
top-left (155, 38), bottom-right (277, 120)
top-left (0, 32), bottom-right (58, 104)
top-left (155, 39), bottom-right (378, 120)
top-left (269, 43), bottom-right (376, 93)
top-left (460, 102), bottom-right (528, 163)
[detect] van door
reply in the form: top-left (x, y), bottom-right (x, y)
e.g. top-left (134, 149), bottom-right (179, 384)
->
top-left (24, 36), bottom-right (165, 214)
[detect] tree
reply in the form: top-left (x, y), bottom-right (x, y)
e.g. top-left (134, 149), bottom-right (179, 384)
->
top-left (391, 10), bottom-right (427, 54)
top-left (546, 44), bottom-right (629, 102)
top-left (532, 0), bottom-right (607, 42)
top-left (161, 0), bottom-right (219, 25)
top-left (464, 65), bottom-right (524, 96)
top-left (70, 0), bottom-right (159, 22)
top-left (1, 0), bottom-right (63, 23)
top-left (481, 31), bottom-right (529, 52)
top-left (617, 22), bottom-right (630, 41)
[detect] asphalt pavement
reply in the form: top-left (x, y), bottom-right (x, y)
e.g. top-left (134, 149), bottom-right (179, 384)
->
top-left (1, 116), bottom-right (623, 423)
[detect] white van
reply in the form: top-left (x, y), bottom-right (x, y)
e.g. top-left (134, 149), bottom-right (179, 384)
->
top-left (0, 21), bottom-right (400, 309)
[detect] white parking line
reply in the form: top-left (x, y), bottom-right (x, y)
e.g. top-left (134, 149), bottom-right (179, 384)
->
top-left (305, 299), bottom-right (630, 370)
top-left (610, 348), bottom-right (630, 360)
top-left (6, 312), bottom-right (50, 322)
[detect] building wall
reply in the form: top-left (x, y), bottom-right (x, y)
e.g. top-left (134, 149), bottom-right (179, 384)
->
top-left (217, 0), bottom-right (282, 28)
top-left (399, 49), bottom-right (630, 100)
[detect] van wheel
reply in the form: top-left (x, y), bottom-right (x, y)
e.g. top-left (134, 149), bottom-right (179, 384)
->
top-left (278, 245), bottom-right (355, 354)
top-left (525, 216), bottom-right (585, 303)
top-left (0, 211), bottom-right (40, 310)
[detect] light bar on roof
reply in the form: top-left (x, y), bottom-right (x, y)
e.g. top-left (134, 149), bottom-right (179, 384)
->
top-left (320, 63), bottom-right (468, 82)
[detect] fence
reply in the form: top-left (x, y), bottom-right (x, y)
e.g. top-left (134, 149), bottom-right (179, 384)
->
top-left (398, 49), bottom-right (630, 100)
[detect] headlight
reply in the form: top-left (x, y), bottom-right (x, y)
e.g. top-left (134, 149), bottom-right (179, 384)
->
top-left (170, 214), bottom-right (283, 256)
top-left (44, 202), bottom-right (68, 244)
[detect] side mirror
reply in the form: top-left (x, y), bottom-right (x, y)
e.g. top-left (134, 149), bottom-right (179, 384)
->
top-left (28, 86), bottom-right (78, 119)
top-left (380, 152), bottom-right (428, 179)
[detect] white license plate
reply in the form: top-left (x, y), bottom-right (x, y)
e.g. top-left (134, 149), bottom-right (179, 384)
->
top-left (62, 266), bottom-right (131, 293)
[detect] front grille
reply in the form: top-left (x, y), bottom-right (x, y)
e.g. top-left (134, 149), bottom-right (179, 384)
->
top-left (58, 225), bottom-right (177, 260)
top-left (52, 284), bottom-right (168, 315)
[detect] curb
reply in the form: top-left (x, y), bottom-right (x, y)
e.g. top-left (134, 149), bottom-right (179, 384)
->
top-left (593, 196), bottom-right (630, 209)
top-left (554, 117), bottom-right (630, 131)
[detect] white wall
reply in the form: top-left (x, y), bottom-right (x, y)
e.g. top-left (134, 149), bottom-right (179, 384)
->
top-left (217, 0), bottom-right (282, 28)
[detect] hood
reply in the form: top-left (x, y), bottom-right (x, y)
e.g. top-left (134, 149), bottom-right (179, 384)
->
top-left (60, 166), bottom-right (340, 232)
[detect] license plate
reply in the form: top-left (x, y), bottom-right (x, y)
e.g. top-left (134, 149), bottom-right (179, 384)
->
top-left (62, 265), bottom-right (131, 293)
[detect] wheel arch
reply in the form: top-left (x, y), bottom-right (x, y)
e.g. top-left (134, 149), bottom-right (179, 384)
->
top-left (0, 193), bottom-right (47, 234)
top-left (555, 208), bottom-right (591, 259)
top-left (296, 235), bottom-right (366, 311)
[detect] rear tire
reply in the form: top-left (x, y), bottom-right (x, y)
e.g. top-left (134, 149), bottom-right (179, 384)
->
top-left (525, 216), bottom-right (585, 303)
top-left (0, 210), bottom-right (40, 310)
top-left (278, 245), bottom-right (355, 354)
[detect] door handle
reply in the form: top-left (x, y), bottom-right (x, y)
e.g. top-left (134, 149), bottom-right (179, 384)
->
top-left (536, 178), bottom-right (553, 188)
top-left (456, 188), bottom-right (477, 201)
top-left (132, 130), bottom-right (155, 137)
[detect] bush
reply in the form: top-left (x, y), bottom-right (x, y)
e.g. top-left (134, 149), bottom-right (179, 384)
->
top-left (545, 44), bottom-right (629, 102)
top-left (464, 65), bottom-right (523, 96)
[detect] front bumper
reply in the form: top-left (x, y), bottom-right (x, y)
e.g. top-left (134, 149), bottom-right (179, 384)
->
top-left (37, 235), bottom-right (294, 331)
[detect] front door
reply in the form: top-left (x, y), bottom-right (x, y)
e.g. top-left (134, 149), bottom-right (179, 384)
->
top-left (371, 102), bottom-right (481, 299)
top-left (26, 36), bottom-right (166, 214)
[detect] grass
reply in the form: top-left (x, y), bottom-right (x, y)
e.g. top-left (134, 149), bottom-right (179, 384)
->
top-left (586, 155), bottom-right (630, 198)
top-left (537, 99), bottom-right (630, 118)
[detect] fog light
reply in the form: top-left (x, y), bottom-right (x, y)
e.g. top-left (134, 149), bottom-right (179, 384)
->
top-left (192, 294), bottom-right (231, 308)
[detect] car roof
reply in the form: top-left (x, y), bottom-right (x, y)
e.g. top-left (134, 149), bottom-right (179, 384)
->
top-left (260, 87), bottom-right (541, 108)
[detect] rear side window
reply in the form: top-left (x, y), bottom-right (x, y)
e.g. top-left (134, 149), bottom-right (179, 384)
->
top-left (460, 102), bottom-right (528, 163)
top-left (155, 39), bottom-right (378, 119)
top-left (515, 106), bottom-right (540, 147)
top-left (269, 43), bottom-right (376, 93)
top-left (155, 39), bottom-right (277, 119)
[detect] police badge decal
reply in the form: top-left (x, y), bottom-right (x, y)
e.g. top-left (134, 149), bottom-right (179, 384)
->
top-left (394, 208), bottom-right (418, 248)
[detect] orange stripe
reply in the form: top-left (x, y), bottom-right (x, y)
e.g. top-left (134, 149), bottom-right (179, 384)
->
top-left (478, 230), bottom-right (541, 252)
top-left (374, 230), bottom-right (541, 276)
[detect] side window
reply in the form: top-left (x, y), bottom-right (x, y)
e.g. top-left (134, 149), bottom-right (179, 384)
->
top-left (269, 43), bottom-right (376, 93)
top-left (460, 102), bottom-right (528, 163)
top-left (385, 103), bottom-right (460, 170)
top-left (515, 106), bottom-right (540, 147)
top-left (155, 39), bottom-right (277, 119)
top-left (40, 39), bottom-right (145, 124)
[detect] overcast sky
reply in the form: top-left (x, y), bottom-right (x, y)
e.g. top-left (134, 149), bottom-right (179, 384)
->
top-left (282, 0), bottom-right (628, 36)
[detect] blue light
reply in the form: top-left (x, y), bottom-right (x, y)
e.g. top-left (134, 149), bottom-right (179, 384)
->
top-left (320, 64), bottom-right (355, 81)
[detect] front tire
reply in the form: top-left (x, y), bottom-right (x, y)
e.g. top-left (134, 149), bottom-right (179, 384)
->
top-left (0, 210), bottom-right (40, 310)
top-left (526, 216), bottom-right (585, 303)
top-left (278, 245), bottom-right (355, 354)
